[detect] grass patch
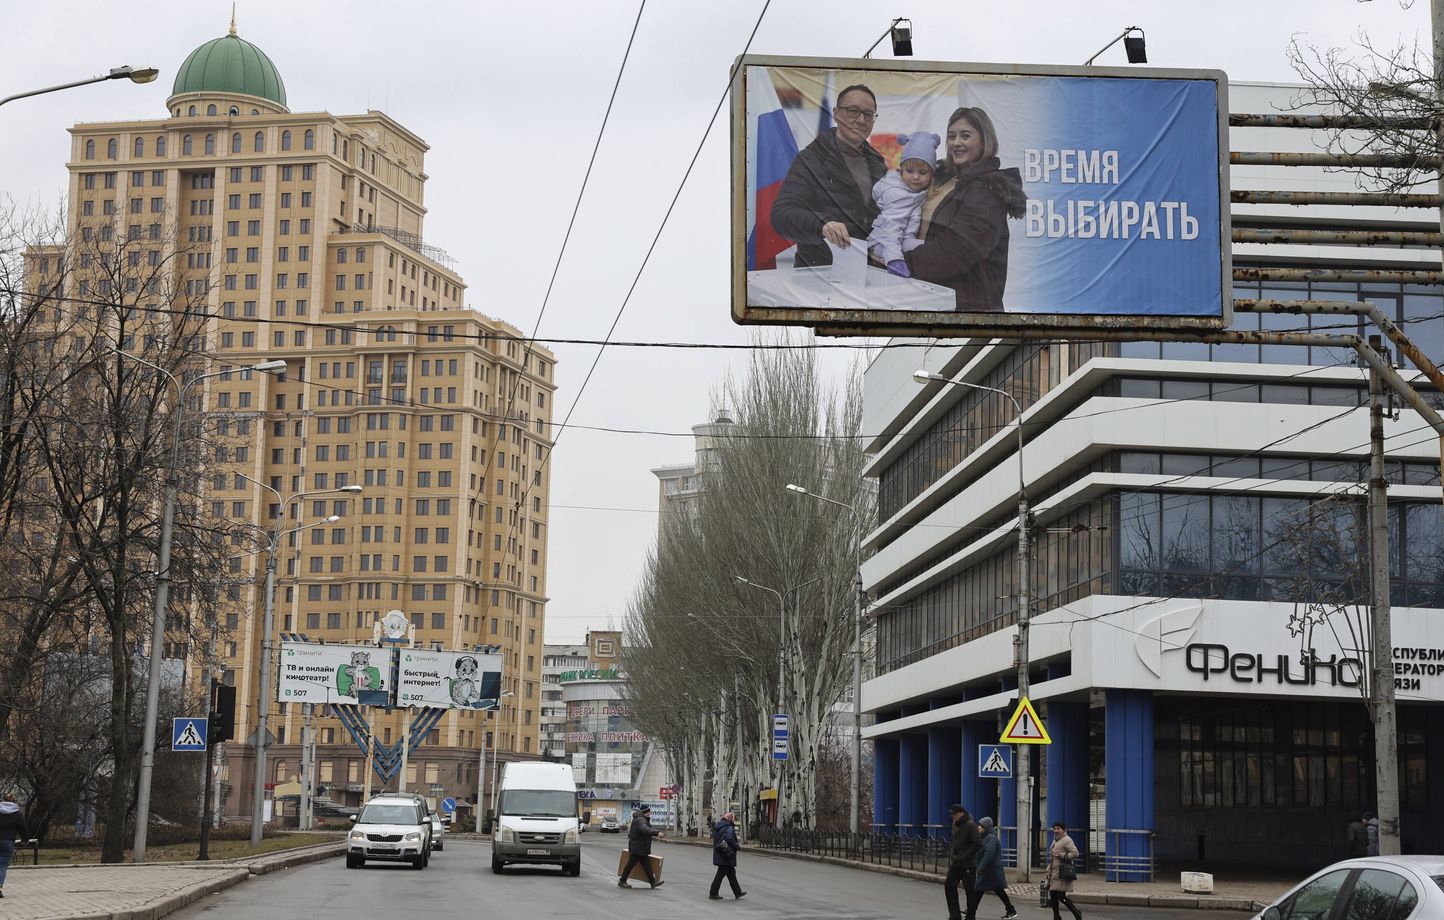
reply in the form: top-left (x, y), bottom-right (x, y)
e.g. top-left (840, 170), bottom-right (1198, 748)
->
top-left (28, 831), bottom-right (343, 865)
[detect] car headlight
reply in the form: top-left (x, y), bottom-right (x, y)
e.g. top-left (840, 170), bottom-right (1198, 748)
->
top-left (497, 826), bottom-right (515, 844)
top-left (404, 832), bottom-right (422, 842)
top-left (348, 831), bottom-right (365, 842)
top-left (564, 828), bottom-right (578, 845)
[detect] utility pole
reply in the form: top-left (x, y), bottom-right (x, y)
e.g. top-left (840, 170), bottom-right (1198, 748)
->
top-left (1014, 490), bottom-right (1033, 882)
top-left (850, 567), bottom-right (864, 835)
top-left (1367, 340), bottom-right (1401, 855)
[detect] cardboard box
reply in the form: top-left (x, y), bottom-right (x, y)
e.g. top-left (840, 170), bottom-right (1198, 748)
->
top-left (617, 850), bottom-right (664, 883)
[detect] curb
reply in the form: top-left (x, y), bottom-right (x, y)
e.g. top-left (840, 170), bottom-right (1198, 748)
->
top-left (662, 838), bottom-right (1267, 912)
top-left (22, 842), bottom-right (345, 920)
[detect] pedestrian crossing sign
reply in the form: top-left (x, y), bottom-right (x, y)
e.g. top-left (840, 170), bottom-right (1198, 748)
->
top-left (978, 744), bottom-right (1012, 779)
top-left (999, 697), bottom-right (1051, 745)
top-left (172, 717), bottom-right (208, 752)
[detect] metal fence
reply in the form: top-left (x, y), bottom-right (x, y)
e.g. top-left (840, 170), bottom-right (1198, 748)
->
top-left (753, 825), bottom-right (1153, 882)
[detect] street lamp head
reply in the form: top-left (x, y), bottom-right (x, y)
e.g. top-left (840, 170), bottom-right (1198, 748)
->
top-left (109, 66), bottom-right (160, 83)
top-left (785, 484), bottom-right (808, 495)
top-left (251, 360), bottom-right (287, 373)
top-left (338, 485), bottom-right (364, 493)
top-left (322, 515), bottom-right (341, 524)
top-left (912, 370), bottom-right (939, 384)
top-left (733, 575), bottom-right (749, 585)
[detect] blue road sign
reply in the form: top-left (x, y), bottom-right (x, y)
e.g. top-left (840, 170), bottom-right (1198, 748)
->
top-left (772, 713), bottom-right (789, 761)
top-left (978, 744), bottom-right (1012, 779)
top-left (173, 717), bottom-right (208, 752)
top-left (441, 796), bottom-right (456, 813)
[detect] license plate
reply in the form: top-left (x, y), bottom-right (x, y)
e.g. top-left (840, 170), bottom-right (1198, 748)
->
top-left (372, 847), bottom-right (398, 854)
top-left (526, 848), bottom-right (550, 856)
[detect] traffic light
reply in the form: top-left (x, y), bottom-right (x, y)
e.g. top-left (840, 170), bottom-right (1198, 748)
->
top-left (211, 681), bottom-right (236, 743)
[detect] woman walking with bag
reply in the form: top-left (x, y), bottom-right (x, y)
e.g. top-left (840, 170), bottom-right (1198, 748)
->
top-left (972, 817), bottom-right (1018, 919)
top-left (708, 812), bottom-right (746, 901)
top-left (1047, 822), bottom-right (1083, 920)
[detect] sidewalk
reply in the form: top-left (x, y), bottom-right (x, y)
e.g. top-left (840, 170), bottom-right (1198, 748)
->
top-left (0, 841), bottom-right (344, 920)
top-left (664, 837), bottom-right (1285, 912)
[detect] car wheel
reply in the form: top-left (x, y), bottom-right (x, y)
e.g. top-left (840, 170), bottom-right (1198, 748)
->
top-left (409, 851), bottom-right (425, 870)
top-left (491, 855), bottom-right (503, 874)
top-left (436, 840), bottom-right (443, 851)
top-left (346, 854), bottom-right (363, 869)
top-left (566, 860), bottom-right (581, 877)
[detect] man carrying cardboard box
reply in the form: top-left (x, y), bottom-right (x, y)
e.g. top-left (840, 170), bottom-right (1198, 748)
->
top-left (618, 804), bottom-right (665, 889)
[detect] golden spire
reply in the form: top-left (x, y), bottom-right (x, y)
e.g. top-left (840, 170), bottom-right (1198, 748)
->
top-left (228, 3), bottom-right (237, 36)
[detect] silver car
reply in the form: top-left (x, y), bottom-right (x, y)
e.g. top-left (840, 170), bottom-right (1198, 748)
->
top-left (1254, 856), bottom-right (1444, 920)
top-left (428, 811), bottom-right (444, 851)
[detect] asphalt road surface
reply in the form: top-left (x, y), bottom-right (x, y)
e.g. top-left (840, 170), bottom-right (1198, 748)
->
top-left (170, 836), bottom-right (1255, 920)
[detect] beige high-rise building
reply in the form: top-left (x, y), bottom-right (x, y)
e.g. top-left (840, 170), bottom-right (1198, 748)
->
top-left (60, 25), bottom-right (555, 817)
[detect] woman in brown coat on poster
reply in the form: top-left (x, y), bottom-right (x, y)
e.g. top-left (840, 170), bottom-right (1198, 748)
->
top-left (1047, 822), bottom-right (1083, 920)
top-left (905, 106), bottom-right (1026, 312)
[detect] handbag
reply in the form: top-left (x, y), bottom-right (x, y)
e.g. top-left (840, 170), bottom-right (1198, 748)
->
top-left (1059, 856), bottom-right (1077, 881)
top-left (1038, 879), bottom-right (1051, 908)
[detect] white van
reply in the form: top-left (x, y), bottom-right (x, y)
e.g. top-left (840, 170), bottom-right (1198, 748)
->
top-left (491, 761), bottom-right (581, 876)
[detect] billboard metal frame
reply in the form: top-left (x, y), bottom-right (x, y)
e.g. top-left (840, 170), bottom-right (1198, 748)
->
top-left (730, 53), bottom-right (1233, 335)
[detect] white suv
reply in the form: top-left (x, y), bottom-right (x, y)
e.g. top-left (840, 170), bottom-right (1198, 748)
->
top-left (347, 793), bottom-right (432, 869)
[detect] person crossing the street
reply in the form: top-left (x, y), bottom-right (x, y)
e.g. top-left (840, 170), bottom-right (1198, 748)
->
top-left (618, 804), bottom-right (665, 889)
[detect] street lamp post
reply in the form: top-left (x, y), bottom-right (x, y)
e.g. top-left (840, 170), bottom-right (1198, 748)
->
top-left (785, 483), bottom-right (867, 835)
top-left (477, 689), bottom-right (514, 829)
top-left (734, 575), bottom-right (787, 820)
top-left (1, 65), bottom-right (160, 109)
top-left (913, 369), bottom-right (1034, 880)
top-left (114, 352), bottom-right (286, 863)
top-left (248, 482), bottom-right (362, 845)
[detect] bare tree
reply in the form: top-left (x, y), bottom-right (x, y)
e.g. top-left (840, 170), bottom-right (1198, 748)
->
top-left (6, 208), bottom-right (237, 861)
top-left (624, 341), bottom-right (869, 828)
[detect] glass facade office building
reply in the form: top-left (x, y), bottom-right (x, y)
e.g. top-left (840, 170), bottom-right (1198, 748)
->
top-left (861, 83), bottom-right (1444, 873)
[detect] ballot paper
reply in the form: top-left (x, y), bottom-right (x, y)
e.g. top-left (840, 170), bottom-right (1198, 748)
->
top-left (826, 237), bottom-right (868, 288)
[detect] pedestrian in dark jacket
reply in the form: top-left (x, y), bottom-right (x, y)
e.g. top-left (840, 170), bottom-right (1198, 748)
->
top-left (770, 85), bottom-right (888, 269)
top-left (619, 804), bottom-right (664, 889)
top-left (944, 804), bottom-right (982, 920)
top-left (906, 106), bottom-right (1026, 312)
top-left (1346, 814), bottom-right (1368, 858)
top-left (708, 811), bottom-right (747, 900)
top-left (0, 793), bottom-right (30, 898)
top-left (971, 817), bottom-right (1018, 919)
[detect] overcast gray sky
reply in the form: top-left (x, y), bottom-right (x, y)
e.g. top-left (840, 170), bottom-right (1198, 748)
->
top-left (0, 0), bottom-right (1429, 642)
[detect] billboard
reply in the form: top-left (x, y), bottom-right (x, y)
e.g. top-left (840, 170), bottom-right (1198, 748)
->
top-left (732, 55), bottom-right (1230, 333)
top-left (278, 641), bottom-right (392, 705)
top-left (396, 648), bottom-right (503, 709)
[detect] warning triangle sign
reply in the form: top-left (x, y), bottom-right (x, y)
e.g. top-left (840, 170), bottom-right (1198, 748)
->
top-left (1000, 697), bottom-right (1051, 745)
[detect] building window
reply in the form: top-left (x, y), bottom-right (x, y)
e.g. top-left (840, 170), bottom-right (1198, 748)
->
top-left (281, 129), bottom-right (292, 151)
top-left (231, 132), bottom-right (242, 154)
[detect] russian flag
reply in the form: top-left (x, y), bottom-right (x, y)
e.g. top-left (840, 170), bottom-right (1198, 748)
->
top-left (746, 69), bottom-right (800, 271)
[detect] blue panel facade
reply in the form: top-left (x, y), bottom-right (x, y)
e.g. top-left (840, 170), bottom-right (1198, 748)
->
top-left (1105, 690), bottom-right (1154, 882)
top-left (873, 736), bottom-right (899, 832)
top-left (1047, 700), bottom-right (1090, 865)
top-left (928, 723), bottom-right (961, 838)
top-left (899, 731), bottom-right (929, 834)
top-left (960, 720), bottom-right (990, 818)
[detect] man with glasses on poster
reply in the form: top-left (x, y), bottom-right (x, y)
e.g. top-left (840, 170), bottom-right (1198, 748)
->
top-left (770, 84), bottom-right (887, 268)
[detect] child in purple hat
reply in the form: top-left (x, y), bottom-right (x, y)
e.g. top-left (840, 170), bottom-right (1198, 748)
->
top-left (866, 131), bottom-right (940, 277)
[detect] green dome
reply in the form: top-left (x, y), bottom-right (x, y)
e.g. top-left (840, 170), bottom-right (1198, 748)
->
top-left (172, 33), bottom-right (286, 107)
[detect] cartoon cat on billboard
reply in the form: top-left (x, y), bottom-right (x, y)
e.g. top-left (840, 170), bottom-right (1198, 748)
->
top-left (448, 655), bottom-right (501, 708)
top-left (336, 650), bottom-right (388, 705)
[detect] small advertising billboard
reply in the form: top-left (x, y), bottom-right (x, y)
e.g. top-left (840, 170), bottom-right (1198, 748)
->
top-left (732, 55), bottom-right (1230, 334)
top-left (396, 648), bottom-right (503, 709)
top-left (278, 641), bottom-right (392, 705)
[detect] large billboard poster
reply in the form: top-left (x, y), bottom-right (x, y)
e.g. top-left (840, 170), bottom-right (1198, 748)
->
top-left (397, 648), bottom-right (503, 709)
top-left (278, 641), bottom-right (392, 705)
top-left (732, 56), bottom-right (1230, 332)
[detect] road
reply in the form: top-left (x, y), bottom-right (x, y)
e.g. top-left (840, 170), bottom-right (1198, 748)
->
top-left (169, 835), bottom-right (1254, 920)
